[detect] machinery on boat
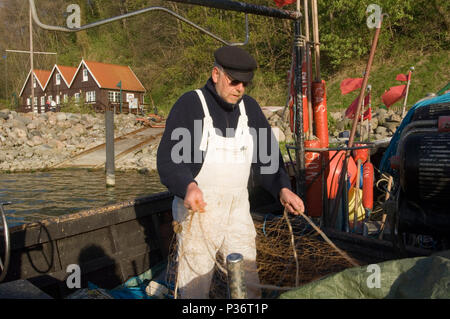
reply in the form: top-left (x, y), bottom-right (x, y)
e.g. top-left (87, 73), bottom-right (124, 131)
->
top-left (384, 98), bottom-right (450, 250)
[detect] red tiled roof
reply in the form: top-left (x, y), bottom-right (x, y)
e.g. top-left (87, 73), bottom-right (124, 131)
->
top-left (57, 65), bottom-right (77, 85)
top-left (83, 60), bottom-right (146, 92)
top-left (33, 69), bottom-right (52, 88)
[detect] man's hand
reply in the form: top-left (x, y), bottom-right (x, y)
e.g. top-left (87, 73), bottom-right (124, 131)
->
top-left (279, 187), bottom-right (305, 215)
top-left (184, 182), bottom-right (207, 213)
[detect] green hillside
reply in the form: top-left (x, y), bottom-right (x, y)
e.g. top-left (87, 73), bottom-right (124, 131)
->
top-left (0, 0), bottom-right (448, 114)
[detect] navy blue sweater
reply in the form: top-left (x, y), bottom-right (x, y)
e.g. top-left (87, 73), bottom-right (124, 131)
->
top-left (156, 78), bottom-right (291, 200)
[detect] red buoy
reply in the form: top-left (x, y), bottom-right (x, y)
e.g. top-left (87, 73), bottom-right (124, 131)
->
top-left (353, 143), bottom-right (369, 163)
top-left (327, 150), bottom-right (358, 199)
top-left (362, 162), bottom-right (374, 211)
top-left (312, 80), bottom-right (329, 148)
top-left (305, 139), bottom-right (322, 217)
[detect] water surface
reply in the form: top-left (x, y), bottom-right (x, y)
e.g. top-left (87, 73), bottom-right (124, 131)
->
top-left (0, 169), bottom-right (167, 226)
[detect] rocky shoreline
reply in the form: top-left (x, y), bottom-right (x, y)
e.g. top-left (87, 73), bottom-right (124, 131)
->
top-left (0, 107), bottom-right (402, 173)
top-left (264, 107), bottom-right (401, 144)
top-left (0, 109), bottom-right (157, 173)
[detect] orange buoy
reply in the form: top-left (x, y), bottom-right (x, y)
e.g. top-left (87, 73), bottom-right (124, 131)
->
top-left (312, 80), bottom-right (329, 148)
top-left (362, 162), bottom-right (374, 211)
top-left (327, 150), bottom-right (357, 199)
top-left (353, 143), bottom-right (369, 163)
top-left (305, 139), bottom-right (322, 217)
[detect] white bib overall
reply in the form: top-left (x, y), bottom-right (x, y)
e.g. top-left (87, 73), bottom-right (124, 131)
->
top-left (172, 89), bottom-right (261, 299)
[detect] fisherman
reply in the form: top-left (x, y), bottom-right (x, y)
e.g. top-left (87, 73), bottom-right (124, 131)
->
top-left (157, 46), bottom-right (305, 299)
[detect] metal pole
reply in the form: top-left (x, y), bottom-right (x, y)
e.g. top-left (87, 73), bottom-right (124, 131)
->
top-left (294, 19), bottom-right (306, 199)
top-left (226, 253), bottom-right (247, 299)
top-left (105, 106), bottom-right (115, 187)
top-left (303, 0), bottom-right (313, 139)
top-left (120, 86), bottom-right (123, 113)
top-left (29, 6), bottom-right (34, 113)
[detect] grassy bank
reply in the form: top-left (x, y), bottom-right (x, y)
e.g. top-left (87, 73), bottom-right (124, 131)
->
top-left (325, 49), bottom-right (449, 112)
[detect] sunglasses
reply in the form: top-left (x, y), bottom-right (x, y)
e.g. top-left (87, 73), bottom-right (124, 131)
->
top-left (222, 70), bottom-right (250, 88)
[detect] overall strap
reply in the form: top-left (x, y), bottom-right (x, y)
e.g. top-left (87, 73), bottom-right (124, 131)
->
top-left (195, 89), bottom-right (213, 151)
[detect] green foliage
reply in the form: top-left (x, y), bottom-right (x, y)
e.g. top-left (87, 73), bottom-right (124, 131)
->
top-left (60, 97), bottom-right (95, 115)
top-left (0, 0), bottom-right (448, 115)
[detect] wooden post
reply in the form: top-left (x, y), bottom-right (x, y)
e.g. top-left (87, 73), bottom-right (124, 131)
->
top-left (105, 105), bottom-right (115, 187)
top-left (226, 253), bottom-right (247, 299)
top-left (29, 7), bottom-right (34, 113)
top-left (401, 67), bottom-right (414, 119)
top-left (311, 0), bottom-right (321, 82)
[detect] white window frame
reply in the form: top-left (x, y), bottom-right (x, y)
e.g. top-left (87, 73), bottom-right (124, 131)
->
top-left (86, 91), bottom-right (96, 103)
top-left (33, 97), bottom-right (37, 106)
top-left (56, 73), bottom-right (61, 85)
top-left (63, 94), bottom-right (68, 103)
top-left (83, 69), bottom-right (88, 82)
top-left (41, 96), bottom-right (45, 106)
top-left (108, 91), bottom-right (120, 103)
top-left (74, 92), bottom-right (81, 102)
top-left (56, 95), bottom-right (60, 105)
top-left (27, 98), bottom-right (31, 106)
top-left (33, 76), bottom-right (37, 88)
top-left (48, 95), bottom-right (53, 102)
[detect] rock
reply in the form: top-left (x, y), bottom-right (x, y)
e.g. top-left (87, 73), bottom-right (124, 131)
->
top-left (58, 133), bottom-right (68, 141)
top-left (73, 124), bottom-right (86, 136)
top-left (48, 139), bottom-right (64, 150)
top-left (30, 130), bottom-right (42, 137)
top-left (31, 135), bottom-right (44, 146)
top-left (56, 113), bottom-right (67, 122)
top-left (389, 113), bottom-right (402, 122)
top-left (13, 127), bottom-right (28, 139)
top-left (15, 115), bottom-right (32, 126)
top-left (370, 117), bottom-right (378, 131)
top-left (385, 122), bottom-right (399, 133)
top-left (375, 126), bottom-right (387, 135)
top-left (48, 117), bottom-right (57, 126)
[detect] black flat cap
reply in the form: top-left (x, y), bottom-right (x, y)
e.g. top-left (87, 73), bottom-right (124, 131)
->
top-left (214, 46), bottom-right (257, 83)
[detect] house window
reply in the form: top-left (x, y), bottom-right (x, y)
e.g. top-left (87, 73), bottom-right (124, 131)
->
top-left (108, 91), bottom-right (121, 103)
top-left (41, 96), bottom-right (45, 106)
top-left (56, 73), bottom-right (61, 85)
top-left (83, 69), bottom-right (88, 82)
top-left (48, 95), bottom-right (52, 102)
top-left (27, 98), bottom-right (31, 106)
top-left (86, 91), bottom-right (96, 103)
top-left (63, 94), bottom-right (68, 103)
top-left (74, 93), bottom-right (81, 103)
top-left (33, 76), bottom-right (37, 88)
top-left (56, 95), bottom-right (60, 105)
top-left (33, 97), bottom-right (37, 106)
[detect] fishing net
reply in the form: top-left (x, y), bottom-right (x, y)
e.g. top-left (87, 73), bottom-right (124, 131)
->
top-left (164, 210), bottom-right (360, 299)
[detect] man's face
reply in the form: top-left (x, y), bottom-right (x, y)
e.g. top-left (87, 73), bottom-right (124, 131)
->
top-left (212, 67), bottom-right (247, 104)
